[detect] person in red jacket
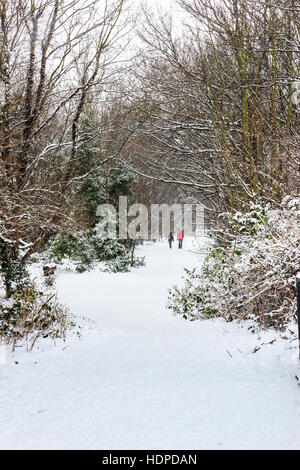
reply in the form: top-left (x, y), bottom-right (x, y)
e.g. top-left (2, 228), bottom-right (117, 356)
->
top-left (177, 231), bottom-right (184, 249)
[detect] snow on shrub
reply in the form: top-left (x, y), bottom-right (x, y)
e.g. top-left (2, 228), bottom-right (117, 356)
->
top-left (47, 231), bottom-right (144, 273)
top-left (168, 196), bottom-right (300, 331)
top-left (92, 237), bottom-right (127, 260)
top-left (104, 253), bottom-right (145, 273)
top-left (0, 283), bottom-right (77, 350)
top-left (48, 231), bottom-right (96, 266)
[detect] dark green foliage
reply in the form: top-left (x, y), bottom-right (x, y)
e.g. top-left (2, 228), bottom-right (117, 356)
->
top-left (0, 239), bottom-right (28, 298)
top-left (75, 167), bottom-right (135, 226)
top-left (76, 264), bottom-right (88, 273)
top-left (49, 232), bottom-right (94, 266)
top-left (107, 168), bottom-right (135, 204)
top-left (75, 173), bottom-right (107, 221)
top-left (73, 109), bottom-right (136, 226)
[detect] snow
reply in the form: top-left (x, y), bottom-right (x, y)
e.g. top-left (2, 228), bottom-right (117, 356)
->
top-left (0, 240), bottom-right (300, 450)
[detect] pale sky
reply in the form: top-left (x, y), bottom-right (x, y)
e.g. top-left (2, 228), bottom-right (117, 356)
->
top-left (130, 0), bottom-right (187, 39)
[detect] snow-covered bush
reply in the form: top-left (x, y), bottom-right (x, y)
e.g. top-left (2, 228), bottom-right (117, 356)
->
top-left (0, 283), bottom-right (76, 350)
top-left (168, 196), bottom-right (300, 331)
top-left (105, 253), bottom-right (146, 273)
top-left (92, 237), bottom-right (127, 261)
top-left (49, 231), bottom-right (95, 266)
top-left (47, 231), bottom-right (145, 273)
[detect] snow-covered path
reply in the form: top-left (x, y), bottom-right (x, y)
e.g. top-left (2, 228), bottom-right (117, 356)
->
top-left (0, 242), bottom-right (300, 450)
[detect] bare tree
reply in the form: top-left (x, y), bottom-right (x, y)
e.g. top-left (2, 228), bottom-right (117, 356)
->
top-left (0, 0), bottom-right (131, 294)
top-left (123, 0), bottom-right (300, 218)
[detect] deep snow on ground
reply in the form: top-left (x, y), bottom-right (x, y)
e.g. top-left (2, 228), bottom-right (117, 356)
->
top-left (0, 240), bottom-right (300, 450)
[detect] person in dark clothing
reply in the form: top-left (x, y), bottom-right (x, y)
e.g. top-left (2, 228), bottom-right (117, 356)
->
top-left (168, 232), bottom-right (174, 249)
